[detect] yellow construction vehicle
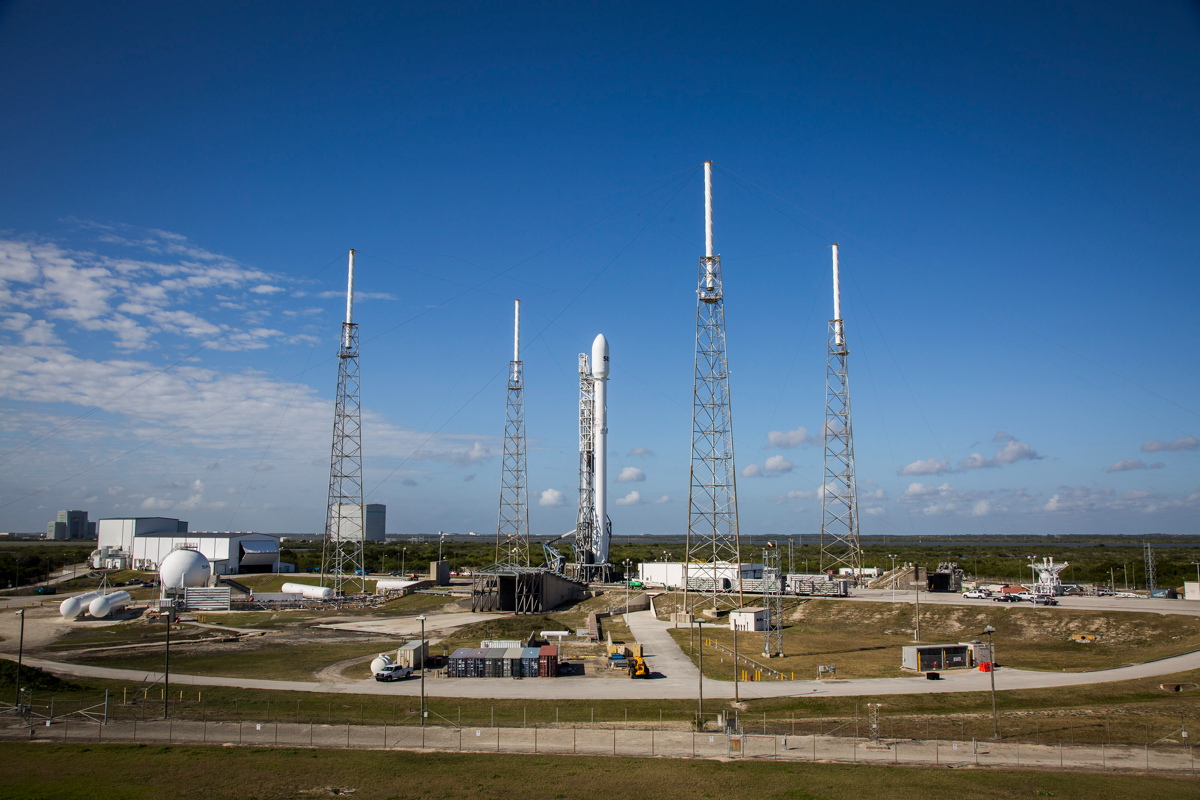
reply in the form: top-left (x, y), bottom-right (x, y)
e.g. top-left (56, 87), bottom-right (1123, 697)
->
top-left (627, 656), bottom-right (650, 678)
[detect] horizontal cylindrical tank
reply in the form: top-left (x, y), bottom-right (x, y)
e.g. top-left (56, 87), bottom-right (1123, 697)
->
top-left (60, 591), bottom-right (103, 619)
top-left (89, 590), bottom-right (131, 619)
top-left (369, 654), bottom-right (393, 675)
top-left (281, 582), bottom-right (335, 601)
top-left (159, 548), bottom-right (212, 590)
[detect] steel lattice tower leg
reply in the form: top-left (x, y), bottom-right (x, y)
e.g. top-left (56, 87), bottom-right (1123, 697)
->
top-left (495, 300), bottom-right (530, 568)
top-left (820, 245), bottom-right (864, 582)
top-left (321, 315), bottom-right (366, 595)
top-left (763, 545), bottom-right (784, 657)
top-left (685, 162), bottom-right (742, 612)
top-left (574, 353), bottom-right (597, 575)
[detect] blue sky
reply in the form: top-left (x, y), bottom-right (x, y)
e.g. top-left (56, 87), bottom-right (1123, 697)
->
top-left (1, 1), bottom-right (1197, 538)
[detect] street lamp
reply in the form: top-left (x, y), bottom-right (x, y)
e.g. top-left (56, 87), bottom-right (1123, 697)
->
top-left (416, 615), bottom-right (427, 727)
top-left (983, 625), bottom-right (1000, 740)
top-left (13, 610), bottom-right (24, 712)
top-left (887, 554), bottom-right (897, 603)
top-left (624, 559), bottom-right (631, 616)
top-left (1191, 561), bottom-right (1200, 591)
top-left (696, 618), bottom-right (704, 728)
top-left (402, 547), bottom-right (407, 578)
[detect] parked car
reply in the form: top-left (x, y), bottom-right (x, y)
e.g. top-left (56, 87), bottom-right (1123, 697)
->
top-left (992, 594), bottom-right (1021, 602)
top-left (1030, 595), bottom-right (1059, 605)
top-left (1096, 589), bottom-right (1116, 596)
top-left (1015, 591), bottom-right (1036, 601)
top-left (962, 590), bottom-right (990, 599)
top-left (374, 664), bottom-right (413, 682)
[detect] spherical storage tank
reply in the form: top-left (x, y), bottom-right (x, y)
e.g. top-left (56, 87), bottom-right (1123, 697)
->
top-left (370, 654), bottom-right (393, 675)
top-left (159, 548), bottom-right (212, 590)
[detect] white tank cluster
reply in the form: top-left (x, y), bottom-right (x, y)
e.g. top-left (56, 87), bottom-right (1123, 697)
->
top-left (58, 589), bottom-right (131, 619)
top-left (159, 548), bottom-right (212, 590)
top-left (281, 582), bottom-right (335, 601)
top-left (59, 590), bottom-right (104, 619)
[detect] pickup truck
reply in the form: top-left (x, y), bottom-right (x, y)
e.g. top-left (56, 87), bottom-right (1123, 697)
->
top-left (374, 664), bottom-right (414, 682)
top-left (961, 590), bottom-right (990, 599)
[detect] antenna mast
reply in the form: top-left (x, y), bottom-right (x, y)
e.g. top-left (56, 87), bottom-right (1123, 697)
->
top-left (820, 244), bottom-right (864, 581)
top-left (495, 299), bottom-right (530, 567)
top-left (685, 161), bottom-right (743, 612)
top-left (321, 249), bottom-right (366, 596)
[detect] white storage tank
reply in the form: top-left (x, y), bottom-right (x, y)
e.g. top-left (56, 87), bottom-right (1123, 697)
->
top-left (159, 548), bottom-right (212, 590)
top-left (60, 591), bottom-right (104, 619)
top-left (369, 653), bottom-right (393, 675)
top-left (89, 590), bottom-right (131, 619)
top-left (281, 582), bottom-right (335, 601)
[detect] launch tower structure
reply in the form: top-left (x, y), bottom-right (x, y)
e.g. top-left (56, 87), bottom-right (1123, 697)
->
top-left (573, 337), bottom-right (613, 582)
top-left (495, 300), bottom-right (530, 567)
top-left (684, 161), bottom-right (743, 611)
top-left (762, 544), bottom-right (784, 658)
top-left (320, 249), bottom-right (366, 596)
top-left (819, 244), bottom-right (864, 582)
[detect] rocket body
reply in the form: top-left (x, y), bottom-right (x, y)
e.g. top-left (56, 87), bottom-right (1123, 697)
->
top-left (591, 334), bottom-right (610, 564)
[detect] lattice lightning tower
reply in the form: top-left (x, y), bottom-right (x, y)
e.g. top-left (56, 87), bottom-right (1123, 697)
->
top-left (762, 544), bottom-right (784, 658)
top-left (495, 300), bottom-right (530, 567)
top-left (820, 244), bottom-right (864, 581)
top-left (685, 161), bottom-right (743, 611)
top-left (321, 249), bottom-right (366, 596)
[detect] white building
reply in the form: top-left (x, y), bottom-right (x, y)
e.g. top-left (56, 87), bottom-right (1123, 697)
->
top-left (729, 607), bottom-right (768, 631)
top-left (330, 503), bottom-right (386, 542)
top-left (637, 561), bottom-right (762, 590)
top-left (93, 517), bottom-right (281, 575)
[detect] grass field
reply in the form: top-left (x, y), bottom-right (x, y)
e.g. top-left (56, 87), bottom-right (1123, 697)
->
top-left (661, 597), bottom-right (1200, 681)
top-left (1, 743), bottom-right (1196, 800)
top-left (69, 639), bottom-right (398, 681)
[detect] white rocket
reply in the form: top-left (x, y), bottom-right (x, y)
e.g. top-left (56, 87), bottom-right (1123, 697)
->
top-left (590, 333), bottom-right (610, 564)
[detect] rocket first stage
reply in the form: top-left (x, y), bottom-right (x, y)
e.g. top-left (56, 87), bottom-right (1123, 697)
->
top-left (591, 333), bottom-right (610, 565)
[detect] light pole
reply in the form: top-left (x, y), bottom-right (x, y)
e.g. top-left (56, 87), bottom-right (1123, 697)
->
top-left (13, 610), bottom-right (24, 711)
top-left (983, 625), bottom-right (1000, 739)
top-left (417, 615), bottom-right (427, 726)
top-left (624, 559), bottom-right (631, 616)
top-left (732, 615), bottom-right (740, 703)
top-left (402, 547), bottom-right (407, 578)
top-left (438, 532), bottom-right (446, 564)
top-left (1191, 562), bottom-right (1200, 592)
top-left (696, 618), bottom-right (704, 728)
top-left (164, 607), bottom-right (171, 719)
top-left (913, 566), bottom-right (921, 642)
top-left (888, 554), bottom-right (897, 603)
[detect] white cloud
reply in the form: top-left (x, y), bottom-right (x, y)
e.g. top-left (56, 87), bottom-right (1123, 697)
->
top-left (767, 426), bottom-right (818, 448)
top-left (627, 447), bottom-right (654, 457)
top-left (539, 488), bottom-right (565, 507)
top-left (249, 284), bottom-right (285, 295)
top-left (741, 464), bottom-right (762, 478)
top-left (615, 491), bottom-right (643, 506)
top-left (764, 455), bottom-right (794, 474)
top-left (1106, 459), bottom-right (1165, 473)
top-left (960, 435), bottom-right (1040, 470)
top-left (617, 466), bottom-right (645, 482)
top-left (1142, 436), bottom-right (1199, 453)
top-left (898, 457), bottom-right (952, 476)
top-left (651, 495), bottom-right (671, 504)
top-left (772, 489), bottom-right (817, 504)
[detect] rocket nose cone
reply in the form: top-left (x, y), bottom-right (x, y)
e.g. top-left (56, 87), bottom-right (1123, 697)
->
top-left (591, 334), bottom-right (610, 378)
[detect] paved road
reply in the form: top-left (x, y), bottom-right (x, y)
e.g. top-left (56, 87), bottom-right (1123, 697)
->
top-left (9, 609), bottom-right (1200, 701)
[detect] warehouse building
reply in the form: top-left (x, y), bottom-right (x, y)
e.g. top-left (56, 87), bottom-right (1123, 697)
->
top-left (637, 561), bottom-right (763, 591)
top-left (92, 517), bottom-right (281, 575)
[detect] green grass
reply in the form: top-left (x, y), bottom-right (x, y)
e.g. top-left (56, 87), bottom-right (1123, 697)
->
top-left (69, 639), bottom-right (397, 681)
top-left (1, 743), bottom-right (1196, 800)
top-left (662, 598), bottom-right (1200, 680)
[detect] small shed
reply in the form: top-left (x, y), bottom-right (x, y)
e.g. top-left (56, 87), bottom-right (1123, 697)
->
top-left (902, 641), bottom-right (992, 672)
top-left (729, 607), bottom-right (768, 632)
top-left (396, 639), bottom-right (429, 669)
